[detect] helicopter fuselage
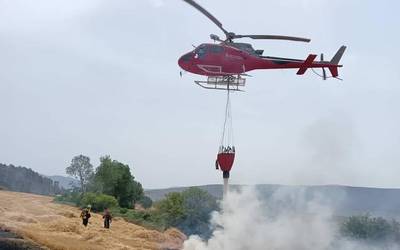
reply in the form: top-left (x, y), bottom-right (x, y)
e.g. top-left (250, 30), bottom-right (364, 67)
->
top-left (178, 43), bottom-right (342, 77)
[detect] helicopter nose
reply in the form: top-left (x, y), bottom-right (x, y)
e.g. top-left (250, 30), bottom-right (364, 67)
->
top-left (178, 53), bottom-right (192, 70)
top-left (178, 56), bottom-right (185, 68)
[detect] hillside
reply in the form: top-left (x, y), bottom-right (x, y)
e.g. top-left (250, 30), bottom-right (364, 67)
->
top-left (0, 190), bottom-right (185, 250)
top-left (145, 184), bottom-right (400, 218)
top-left (145, 185), bottom-right (223, 202)
top-left (0, 164), bottom-right (62, 195)
top-left (48, 175), bottom-right (80, 190)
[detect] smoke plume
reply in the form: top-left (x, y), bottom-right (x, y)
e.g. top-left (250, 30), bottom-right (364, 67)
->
top-left (183, 187), bottom-right (399, 250)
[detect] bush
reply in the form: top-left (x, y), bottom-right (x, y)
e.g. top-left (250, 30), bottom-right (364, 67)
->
top-left (138, 196), bottom-right (153, 209)
top-left (80, 192), bottom-right (118, 212)
top-left (119, 207), bottom-right (128, 214)
top-left (109, 207), bottom-right (165, 231)
top-left (153, 188), bottom-right (218, 237)
top-left (341, 215), bottom-right (400, 242)
top-left (80, 192), bottom-right (96, 207)
top-left (54, 191), bottom-right (82, 206)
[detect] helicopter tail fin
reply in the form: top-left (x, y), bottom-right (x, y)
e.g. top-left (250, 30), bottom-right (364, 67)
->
top-left (328, 46), bottom-right (347, 78)
top-left (330, 46), bottom-right (347, 65)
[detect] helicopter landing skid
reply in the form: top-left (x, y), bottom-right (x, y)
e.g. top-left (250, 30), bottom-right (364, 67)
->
top-left (194, 75), bottom-right (245, 91)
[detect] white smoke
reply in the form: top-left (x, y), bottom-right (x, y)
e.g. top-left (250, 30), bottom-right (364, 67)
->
top-left (183, 187), bottom-right (399, 250)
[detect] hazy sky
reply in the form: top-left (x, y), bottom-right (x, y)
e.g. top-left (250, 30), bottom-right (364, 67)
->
top-left (1, 0), bottom-right (399, 189)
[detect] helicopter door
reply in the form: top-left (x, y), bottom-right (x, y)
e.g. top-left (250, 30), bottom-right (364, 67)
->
top-left (224, 52), bottom-right (245, 74)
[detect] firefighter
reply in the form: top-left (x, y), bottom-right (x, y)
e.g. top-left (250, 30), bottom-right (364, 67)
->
top-left (103, 208), bottom-right (112, 229)
top-left (80, 206), bottom-right (91, 227)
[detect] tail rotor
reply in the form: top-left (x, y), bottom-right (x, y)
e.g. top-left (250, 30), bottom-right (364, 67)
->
top-left (313, 46), bottom-right (346, 80)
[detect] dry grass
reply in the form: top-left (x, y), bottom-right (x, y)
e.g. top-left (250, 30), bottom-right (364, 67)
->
top-left (0, 190), bottom-right (185, 250)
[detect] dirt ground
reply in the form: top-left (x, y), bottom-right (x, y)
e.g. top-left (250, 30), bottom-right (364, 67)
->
top-left (0, 190), bottom-right (185, 250)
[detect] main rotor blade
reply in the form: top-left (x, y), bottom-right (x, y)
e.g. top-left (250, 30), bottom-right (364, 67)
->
top-left (233, 34), bottom-right (311, 43)
top-left (182, 0), bottom-right (229, 36)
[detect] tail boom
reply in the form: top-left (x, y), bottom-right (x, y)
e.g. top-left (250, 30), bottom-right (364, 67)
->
top-left (256, 45), bottom-right (346, 79)
top-left (296, 45), bottom-right (346, 79)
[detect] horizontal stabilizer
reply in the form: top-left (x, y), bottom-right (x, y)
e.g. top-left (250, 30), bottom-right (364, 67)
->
top-left (297, 54), bottom-right (317, 75)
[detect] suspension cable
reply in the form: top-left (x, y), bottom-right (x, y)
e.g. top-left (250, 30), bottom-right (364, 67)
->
top-left (220, 88), bottom-right (234, 148)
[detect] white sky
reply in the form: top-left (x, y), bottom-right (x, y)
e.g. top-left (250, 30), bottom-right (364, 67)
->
top-left (1, 0), bottom-right (399, 189)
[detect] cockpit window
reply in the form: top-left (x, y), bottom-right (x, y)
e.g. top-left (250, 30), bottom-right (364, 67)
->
top-left (181, 53), bottom-right (192, 62)
top-left (195, 46), bottom-right (207, 59)
top-left (231, 43), bottom-right (256, 55)
top-left (209, 45), bottom-right (224, 53)
top-left (244, 47), bottom-right (253, 54)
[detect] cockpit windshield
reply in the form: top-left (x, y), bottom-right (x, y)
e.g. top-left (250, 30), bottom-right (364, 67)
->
top-left (195, 45), bottom-right (207, 59)
top-left (195, 44), bottom-right (224, 59)
top-left (181, 52), bottom-right (192, 62)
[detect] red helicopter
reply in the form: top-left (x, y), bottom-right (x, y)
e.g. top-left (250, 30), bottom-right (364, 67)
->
top-left (178, 0), bottom-right (347, 91)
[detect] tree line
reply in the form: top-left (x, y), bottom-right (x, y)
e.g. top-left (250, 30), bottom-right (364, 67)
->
top-left (0, 163), bottom-right (63, 195)
top-left (341, 214), bottom-right (400, 244)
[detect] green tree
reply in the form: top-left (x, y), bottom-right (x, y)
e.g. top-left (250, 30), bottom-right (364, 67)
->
top-left (66, 155), bottom-right (94, 193)
top-left (155, 187), bottom-right (218, 236)
top-left (94, 156), bottom-right (143, 208)
top-left (180, 187), bottom-right (218, 237)
top-left (131, 180), bottom-right (144, 206)
top-left (156, 192), bottom-right (185, 227)
top-left (80, 192), bottom-right (118, 212)
top-left (139, 196), bottom-right (153, 209)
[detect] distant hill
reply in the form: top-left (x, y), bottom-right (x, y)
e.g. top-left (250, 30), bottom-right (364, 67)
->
top-left (145, 185), bottom-right (223, 202)
top-left (145, 184), bottom-right (400, 218)
top-left (48, 175), bottom-right (80, 190)
top-left (0, 163), bottom-right (63, 195)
